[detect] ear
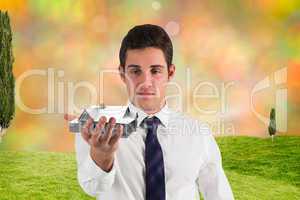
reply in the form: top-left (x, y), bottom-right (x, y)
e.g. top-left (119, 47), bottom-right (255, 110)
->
top-left (167, 64), bottom-right (176, 81)
top-left (119, 65), bottom-right (125, 82)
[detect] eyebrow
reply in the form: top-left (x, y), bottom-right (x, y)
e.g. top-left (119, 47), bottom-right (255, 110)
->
top-left (127, 64), bottom-right (166, 69)
top-left (150, 64), bottom-right (165, 69)
top-left (127, 64), bottom-right (141, 69)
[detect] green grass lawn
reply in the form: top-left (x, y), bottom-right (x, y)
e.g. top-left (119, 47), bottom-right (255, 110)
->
top-left (0, 136), bottom-right (299, 200)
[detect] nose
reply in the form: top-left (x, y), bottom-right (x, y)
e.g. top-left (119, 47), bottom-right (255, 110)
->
top-left (140, 71), bottom-right (153, 87)
top-left (142, 72), bottom-right (152, 86)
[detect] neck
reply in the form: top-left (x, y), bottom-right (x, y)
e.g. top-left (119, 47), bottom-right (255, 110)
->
top-left (133, 101), bottom-right (166, 115)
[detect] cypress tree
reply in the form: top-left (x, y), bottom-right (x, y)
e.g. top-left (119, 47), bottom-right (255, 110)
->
top-left (0, 11), bottom-right (15, 141)
top-left (268, 108), bottom-right (276, 142)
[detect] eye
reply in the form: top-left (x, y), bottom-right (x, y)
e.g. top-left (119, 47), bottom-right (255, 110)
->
top-left (151, 68), bottom-right (162, 74)
top-left (130, 69), bottom-right (142, 75)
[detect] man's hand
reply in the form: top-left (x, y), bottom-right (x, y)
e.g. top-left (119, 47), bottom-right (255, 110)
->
top-left (64, 113), bottom-right (123, 172)
top-left (82, 116), bottom-right (123, 172)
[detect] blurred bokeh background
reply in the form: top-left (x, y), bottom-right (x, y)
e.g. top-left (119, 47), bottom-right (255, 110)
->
top-left (0, 0), bottom-right (299, 152)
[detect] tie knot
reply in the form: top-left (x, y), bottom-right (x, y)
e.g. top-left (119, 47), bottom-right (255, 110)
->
top-left (143, 116), bottom-right (160, 129)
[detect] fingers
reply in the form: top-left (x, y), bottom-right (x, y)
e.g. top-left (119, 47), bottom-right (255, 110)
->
top-left (83, 116), bottom-right (123, 150)
top-left (64, 113), bottom-right (77, 121)
top-left (81, 117), bottom-right (93, 143)
top-left (90, 116), bottom-right (107, 146)
top-left (109, 124), bottom-right (123, 147)
top-left (95, 116), bottom-right (107, 140)
top-left (101, 117), bottom-right (116, 144)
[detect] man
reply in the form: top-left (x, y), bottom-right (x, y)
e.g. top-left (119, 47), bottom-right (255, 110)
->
top-left (72, 24), bottom-right (234, 200)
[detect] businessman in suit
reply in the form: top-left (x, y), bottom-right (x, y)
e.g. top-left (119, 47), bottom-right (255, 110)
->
top-left (69, 24), bottom-right (234, 200)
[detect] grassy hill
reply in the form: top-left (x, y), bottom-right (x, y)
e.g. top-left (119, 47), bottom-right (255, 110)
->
top-left (0, 136), bottom-right (299, 200)
top-left (217, 136), bottom-right (300, 200)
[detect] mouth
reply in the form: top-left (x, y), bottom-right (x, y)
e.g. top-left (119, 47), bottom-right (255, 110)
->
top-left (136, 92), bottom-right (155, 96)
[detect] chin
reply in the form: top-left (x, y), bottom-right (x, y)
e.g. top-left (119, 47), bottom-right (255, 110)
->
top-left (136, 100), bottom-right (155, 109)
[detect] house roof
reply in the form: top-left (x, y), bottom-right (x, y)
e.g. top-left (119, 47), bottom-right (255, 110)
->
top-left (78, 105), bottom-right (135, 124)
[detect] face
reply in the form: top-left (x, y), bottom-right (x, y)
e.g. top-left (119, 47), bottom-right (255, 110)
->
top-left (119, 47), bottom-right (175, 114)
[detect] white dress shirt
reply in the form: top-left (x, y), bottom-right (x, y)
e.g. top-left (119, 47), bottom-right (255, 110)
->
top-left (75, 101), bottom-right (234, 200)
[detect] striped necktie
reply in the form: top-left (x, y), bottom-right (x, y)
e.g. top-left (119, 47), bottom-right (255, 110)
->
top-left (144, 116), bottom-right (166, 200)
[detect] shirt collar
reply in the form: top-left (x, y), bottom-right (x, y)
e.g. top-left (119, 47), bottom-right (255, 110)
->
top-left (123, 100), bottom-right (169, 128)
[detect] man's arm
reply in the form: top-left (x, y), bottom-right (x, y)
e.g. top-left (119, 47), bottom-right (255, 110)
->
top-left (75, 133), bottom-right (117, 197)
top-left (196, 134), bottom-right (234, 200)
top-left (72, 116), bottom-right (123, 197)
